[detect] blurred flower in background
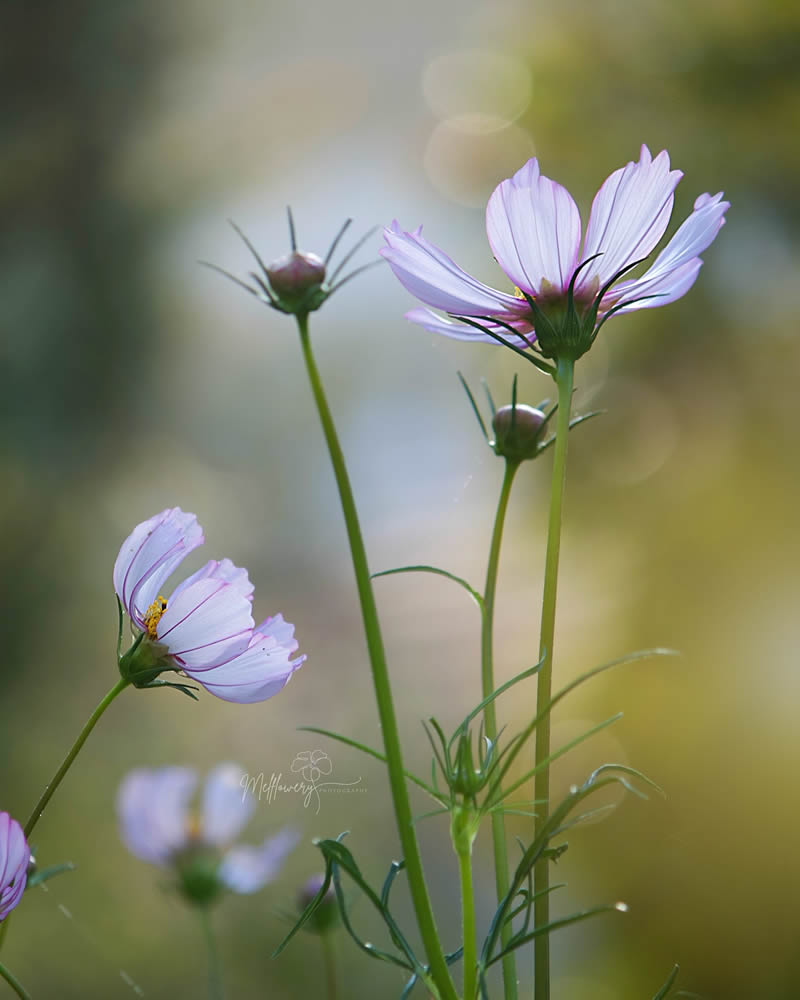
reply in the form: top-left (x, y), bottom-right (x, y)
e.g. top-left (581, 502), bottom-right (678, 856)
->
top-left (0, 811), bottom-right (30, 921)
top-left (117, 764), bottom-right (299, 906)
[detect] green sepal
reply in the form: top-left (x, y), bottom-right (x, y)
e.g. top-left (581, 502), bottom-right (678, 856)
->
top-left (26, 861), bottom-right (76, 888)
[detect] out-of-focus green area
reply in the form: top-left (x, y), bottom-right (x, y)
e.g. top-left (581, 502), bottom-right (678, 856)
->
top-left (1, 1), bottom-right (798, 997)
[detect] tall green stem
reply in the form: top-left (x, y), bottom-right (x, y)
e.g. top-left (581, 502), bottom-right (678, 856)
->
top-left (533, 356), bottom-right (574, 1000)
top-left (295, 316), bottom-right (457, 1000)
top-left (0, 961), bottom-right (31, 1000)
top-left (482, 459), bottom-right (520, 1000)
top-left (199, 908), bottom-right (224, 1000)
top-left (456, 837), bottom-right (477, 1000)
top-left (321, 933), bottom-right (338, 1000)
top-left (24, 677), bottom-right (130, 839)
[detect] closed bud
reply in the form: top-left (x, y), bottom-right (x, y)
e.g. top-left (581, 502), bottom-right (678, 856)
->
top-left (266, 251), bottom-right (327, 309)
top-left (491, 404), bottom-right (547, 462)
top-left (298, 873), bottom-right (339, 935)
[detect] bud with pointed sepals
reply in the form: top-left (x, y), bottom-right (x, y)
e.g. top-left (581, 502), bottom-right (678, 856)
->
top-left (204, 209), bottom-right (379, 319)
top-left (297, 873), bottom-right (339, 935)
top-left (491, 403), bottom-right (547, 463)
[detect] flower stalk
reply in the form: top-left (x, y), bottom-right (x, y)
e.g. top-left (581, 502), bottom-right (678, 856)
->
top-left (482, 457), bottom-right (521, 1000)
top-left (0, 961), bottom-right (30, 1000)
top-left (199, 907), bottom-right (225, 1000)
top-left (24, 677), bottom-right (130, 839)
top-left (533, 355), bottom-right (575, 1000)
top-left (295, 314), bottom-right (457, 1000)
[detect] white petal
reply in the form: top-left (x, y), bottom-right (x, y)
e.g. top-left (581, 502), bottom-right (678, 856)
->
top-left (607, 191), bottom-right (728, 314)
top-left (113, 509), bottom-right (204, 626)
top-left (486, 157), bottom-right (581, 295)
top-left (405, 307), bottom-right (535, 348)
top-left (193, 631), bottom-right (305, 704)
top-left (116, 768), bottom-right (196, 865)
top-left (218, 828), bottom-right (300, 894)
top-left (169, 559), bottom-right (254, 606)
top-left (201, 763), bottom-right (255, 845)
top-left (381, 222), bottom-right (521, 316)
top-left (606, 259), bottom-right (703, 315)
top-left (158, 578), bottom-right (253, 669)
top-left (582, 146), bottom-right (682, 286)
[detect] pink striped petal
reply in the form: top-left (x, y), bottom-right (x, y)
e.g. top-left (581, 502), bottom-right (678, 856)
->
top-left (113, 509), bottom-right (203, 626)
top-left (169, 558), bottom-right (254, 606)
top-left (405, 307), bottom-right (534, 347)
top-left (486, 158), bottom-right (581, 295)
top-left (381, 222), bottom-right (521, 316)
top-left (193, 630), bottom-right (305, 704)
top-left (581, 146), bottom-right (682, 286)
top-left (158, 578), bottom-right (253, 670)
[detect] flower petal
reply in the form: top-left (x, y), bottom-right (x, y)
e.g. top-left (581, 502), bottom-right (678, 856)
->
top-left (117, 768), bottom-right (196, 865)
top-left (486, 157), bottom-right (581, 295)
top-left (158, 578), bottom-right (254, 669)
top-left (192, 623), bottom-right (305, 704)
top-left (404, 307), bottom-right (535, 347)
top-left (605, 258), bottom-right (704, 315)
top-left (381, 222), bottom-right (521, 316)
top-left (0, 812), bottom-right (30, 921)
top-left (169, 559), bottom-right (254, 606)
top-left (218, 828), bottom-right (300, 894)
top-left (607, 191), bottom-right (728, 313)
top-left (113, 509), bottom-right (204, 626)
top-left (201, 763), bottom-right (255, 845)
top-left (581, 146), bottom-right (683, 286)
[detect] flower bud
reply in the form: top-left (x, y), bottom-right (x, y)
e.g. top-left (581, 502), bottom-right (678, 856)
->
top-left (266, 251), bottom-right (327, 310)
top-left (491, 404), bottom-right (547, 462)
top-left (174, 846), bottom-right (225, 907)
top-left (298, 873), bottom-right (339, 934)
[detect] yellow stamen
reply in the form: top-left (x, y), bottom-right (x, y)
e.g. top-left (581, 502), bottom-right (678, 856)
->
top-left (143, 595), bottom-right (168, 639)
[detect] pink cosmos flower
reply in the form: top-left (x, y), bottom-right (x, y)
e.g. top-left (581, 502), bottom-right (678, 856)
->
top-left (0, 812), bottom-right (30, 921)
top-left (381, 145), bottom-right (729, 361)
top-left (114, 507), bottom-right (305, 703)
top-left (117, 764), bottom-right (299, 896)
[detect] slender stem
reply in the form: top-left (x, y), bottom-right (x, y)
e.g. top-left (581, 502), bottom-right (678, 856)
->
top-left (456, 840), bottom-right (477, 1000)
top-left (0, 961), bottom-right (30, 1000)
top-left (482, 459), bottom-right (520, 1000)
top-left (533, 356), bottom-right (574, 1000)
top-left (199, 908), bottom-right (224, 1000)
top-left (295, 315), bottom-right (457, 1000)
top-left (24, 677), bottom-right (130, 839)
top-left (321, 933), bottom-right (338, 1000)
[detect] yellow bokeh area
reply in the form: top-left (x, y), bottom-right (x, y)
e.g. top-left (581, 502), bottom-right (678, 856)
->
top-left (1, 1), bottom-right (798, 998)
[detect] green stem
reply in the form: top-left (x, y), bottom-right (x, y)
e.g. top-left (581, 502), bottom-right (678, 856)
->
top-left (321, 933), bottom-right (338, 1000)
top-left (295, 315), bottom-right (457, 1000)
top-left (24, 677), bottom-right (130, 839)
top-left (456, 839), bottom-right (477, 1000)
top-left (533, 356), bottom-right (574, 1000)
top-left (199, 908), bottom-right (224, 1000)
top-left (0, 961), bottom-right (30, 1000)
top-left (482, 459), bottom-right (520, 1000)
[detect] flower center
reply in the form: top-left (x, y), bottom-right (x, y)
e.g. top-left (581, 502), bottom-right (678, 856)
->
top-left (143, 595), bottom-right (168, 639)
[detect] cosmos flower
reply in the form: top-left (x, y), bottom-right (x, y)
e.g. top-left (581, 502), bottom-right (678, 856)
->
top-left (114, 507), bottom-right (304, 703)
top-left (0, 812), bottom-right (30, 921)
top-left (117, 764), bottom-right (299, 903)
top-left (381, 145), bottom-right (729, 362)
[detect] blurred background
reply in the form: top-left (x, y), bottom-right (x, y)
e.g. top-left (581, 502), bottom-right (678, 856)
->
top-left (1, 0), bottom-right (798, 997)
